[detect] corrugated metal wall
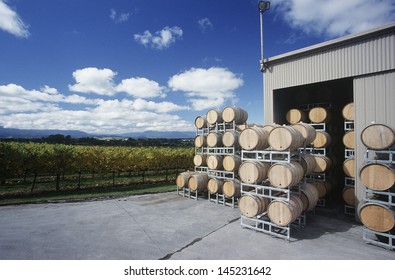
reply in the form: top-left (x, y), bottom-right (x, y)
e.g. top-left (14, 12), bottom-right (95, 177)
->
top-left (354, 71), bottom-right (395, 205)
top-left (264, 27), bottom-right (395, 123)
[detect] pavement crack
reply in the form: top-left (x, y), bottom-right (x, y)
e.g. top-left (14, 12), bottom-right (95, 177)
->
top-left (159, 216), bottom-right (240, 260)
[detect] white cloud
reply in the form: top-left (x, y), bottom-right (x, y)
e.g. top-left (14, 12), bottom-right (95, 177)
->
top-left (168, 67), bottom-right (243, 110)
top-left (272, 0), bottom-right (395, 38)
top-left (134, 26), bottom-right (183, 49)
top-left (110, 8), bottom-right (130, 23)
top-left (0, 0), bottom-right (29, 38)
top-left (68, 67), bottom-right (117, 96)
top-left (116, 77), bottom-right (166, 98)
top-left (198, 18), bottom-right (213, 33)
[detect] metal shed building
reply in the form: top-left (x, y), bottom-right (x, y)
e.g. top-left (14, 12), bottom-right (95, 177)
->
top-left (263, 22), bottom-right (395, 217)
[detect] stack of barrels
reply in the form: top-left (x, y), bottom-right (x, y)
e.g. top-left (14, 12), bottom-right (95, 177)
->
top-left (342, 102), bottom-right (356, 209)
top-left (177, 106), bottom-right (248, 200)
top-left (358, 123), bottom-right (395, 242)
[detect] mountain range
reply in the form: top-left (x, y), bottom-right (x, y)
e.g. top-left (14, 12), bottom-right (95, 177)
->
top-left (0, 126), bottom-right (195, 139)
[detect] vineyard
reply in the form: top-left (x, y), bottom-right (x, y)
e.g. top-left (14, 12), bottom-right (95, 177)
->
top-left (0, 142), bottom-right (194, 199)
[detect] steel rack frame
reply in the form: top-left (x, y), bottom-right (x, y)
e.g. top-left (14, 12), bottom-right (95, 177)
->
top-left (363, 228), bottom-right (394, 250)
top-left (208, 192), bottom-right (237, 208)
top-left (241, 149), bottom-right (301, 163)
top-left (364, 149), bottom-right (395, 164)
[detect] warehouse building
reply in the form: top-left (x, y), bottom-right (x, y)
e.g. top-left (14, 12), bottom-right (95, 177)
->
top-left (262, 22), bottom-right (395, 217)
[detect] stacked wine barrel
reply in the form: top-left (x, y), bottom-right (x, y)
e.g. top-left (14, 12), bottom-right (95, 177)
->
top-left (358, 123), bottom-right (395, 249)
top-left (342, 103), bottom-right (356, 211)
top-left (177, 106), bottom-right (248, 202)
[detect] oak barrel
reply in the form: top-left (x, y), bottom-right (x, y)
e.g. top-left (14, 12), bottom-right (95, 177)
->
top-left (361, 123), bottom-right (395, 150)
top-left (312, 181), bottom-right (332, 198)
top-left (286, 109), bottom-right (307, 124)
top-left (360, 163), bottom-right (395, 191)
top-left (343, 130), bottom-right (355, 149)
top-left (206, 155), bottom-right (223, 170)
top-left (268, 126), bottom-right (304, 151)
top-left (193, 154), bottom-right (207, 167)
top-left (342, 186), bottom-right (356, 206)
top-left (358, 201), bottom-right (395, 232)
top-left (188, 172), bottom-right (209, 193)
top-left (300, 183), bottom-right (320, 212)
top-left (223, 155), bottom-right (242, 172)
top-left (194, 135), bottom-right (206, 148)
top-left (238, 161), bottom-right (270, 184)
top-left (239, 193), bottom-right (269, 218)
top-left (342, 158), bottom-right (355, 178)
top-left (239, 127), bottom-right (270, 150)
top-left (300, 154), bottom-right (317, 175)
top-left (207, 132), bottom-right (223, 147)
top-left (308, 107), bottom-right (330, 123)
top-left (222, 106), bottom-right (248, 124)
top-left (267, 194), bottom-right (303, 226)
top-left (176, 171), bottom-right (194, 189)
top-left (206, 109), bottom-right (223, 125)
top-left (268, 161), bottom-right (304, 188)
top-left (312, 131), bottom-right (331, 148)
top-left (222, 130), bottom-right (240, 148)
top-left (222, 179), bottom-right (241, 198)
top-left (313, 156), bottom-right (332, 173)
top-left (342, 103), bottom-right (354, 121)
top-left (207, 177), bottom-right (224, 194)
top-left (262, 123), bottom-right (281, 134)
top-left (194, 116), bottom-right (207, 129)
top-left (291, 122), bottom-right (316, 145)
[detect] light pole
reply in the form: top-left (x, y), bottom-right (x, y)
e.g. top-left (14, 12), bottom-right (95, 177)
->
top-left (258, 1), bottom-right (270, 72)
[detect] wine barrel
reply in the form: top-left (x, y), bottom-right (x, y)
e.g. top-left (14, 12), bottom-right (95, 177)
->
top-left (206, 109), bottom-right (223, 125)
top-left (207, 132), bottom-right (223, 148)
top-left (222, 106), bottom-right (248, 124)
top-left (193, 154), bottom-right (207, 167)
top-left (176, 171), bottom-right (194, 189)
top-left (238, 161), bottom-right (270, 184)
top-left (342, 186), bottom-right (356, 206)
top-left (262, 123), bottom-right (281, 134)
top-left (194, 116), bottom-right (207, 129)
top-left (194, 135), bottom-right (206, 148)
top-left (222, 179), bottom-right (241, 198)
top-left (222, 130), bottom-right (240, 148)
top-left (291, 122), bottom-right (316, 145)
top-left (308, 107), bottom-right (330, 123)
top-left (239, 127), bottom-right (270, 150)
top-left (343, 130), bottom-right (355, 149)
top-left (342, 102), bottom-right (354, 121)
top-left (188, 172), bottom-right (209, 193)
top-left (206, 155), bottom-right (223, 170)
top-left (361, 123), bottom-right (395, 150)
top-left (207, 177), bottom-right (224, 194)
top-left (358, 201), bottom-right (395, 232)
top-left (360, 163), bottom-right (395, 191)
top-left (239, 193), bottom-right (269, 218)
top-left (342, 158), bottom-right (355, 178)
top-left (268, 161), bottom-right (304, 188)
top-left (313, 156), bottom-right (332, 173)
top-left (312, 181), bottom-right (332, 198)
top-left (312, 131), bottom-right (331, 148)
top-left (300, 183), bottom-right (320, 212)
top-left (268, 126), bottom-right (304, 151)
top-left (286, 109), bottom-right (306, 124)
top-left (300, 154), bottom-right (317, 175)
top-left (223, 155), bottom-right (242, 172)
top-left (267, 194), bottom-right (303, 226)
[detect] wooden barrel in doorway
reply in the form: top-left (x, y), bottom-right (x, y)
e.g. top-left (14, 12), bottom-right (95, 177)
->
top-left (300, 154), bottom-right (317, 175)
top-left (222, 106), bottom-right (248, 124)
top-left (312, 181), bottom-right (332, 198)
top-left (238, 160), bottom-right (270, 184)
top-left (312, 131), bottom-right (331, 148)
top-left (239, 193), bottom-right (269, 218)
top-left (267, 194), bottom-right (303, 226)
top-left (286, 109), bottom-right (306, 124)
top-left (222, 179), bottom-right (242, 198)
top-left (342, 158), bottom-right (355, 178)
top-left (308, 107), bottom-right (330, 123)
top-left (342, 103), bottom-right (354, 121)
top-left (361, 123), bottom-right (395, 150)
top-left (360, 163), bottom-right (395, 191)
top-left (313, 156), bottom-right (332, 173)
top-left (207, 177), bottom-right (224, 194)
top-left (188, 172), bottom-right (209, 193)
top-left (300, 183), bottom-right (320, 212)
top-left (342, 186), bottom-right (356, 206)
top-left (358, 201), bottom-right (395, 232)
top-left (343, 130), bottom-right (355, 149)
top-left (268, 125), bottom-right (304, 151)
top-left (291, 122), bottom-right (316, 145)
top-left (239, 127), bottom-right (270, 150)
top-left (268, 161), bottom-right (304, 188)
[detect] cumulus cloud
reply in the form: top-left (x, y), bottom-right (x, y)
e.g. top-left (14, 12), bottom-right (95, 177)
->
top-left (198, 18), bottom-right (213, 33)
top-left (272, 0), bottom-right (395, 38)
top-left (110, 8), bottom-right (130, 23)
top-left (134, 26), bottom-right (183, 49)
top-left (0, 0), bottom-right (29, 38)
top-left (168, 67), bottom-right (243, 110)
top-left (116, 77), bottom-right (166, 98)
top-left (69, 67), bottom-right (117, 96)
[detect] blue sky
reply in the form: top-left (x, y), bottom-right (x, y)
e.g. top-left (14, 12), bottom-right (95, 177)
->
top-left (0, 0), bottom-right (394, 134)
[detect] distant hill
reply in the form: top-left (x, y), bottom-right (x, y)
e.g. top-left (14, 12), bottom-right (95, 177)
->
top-left (0, 126), bottom-right (195, 139)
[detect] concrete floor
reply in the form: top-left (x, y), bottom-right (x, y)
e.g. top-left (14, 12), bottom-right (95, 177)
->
top-left (0, 192), bottom-right (393, 260)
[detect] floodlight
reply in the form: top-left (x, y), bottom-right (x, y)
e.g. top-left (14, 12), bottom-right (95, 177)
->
top-left (258, 1), bottom-right (270, 12)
